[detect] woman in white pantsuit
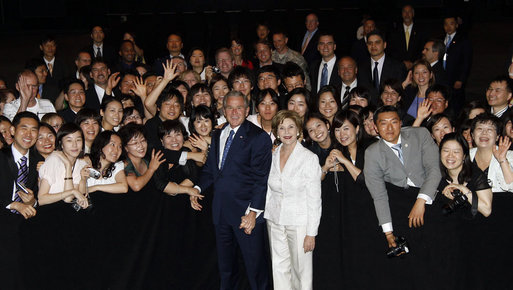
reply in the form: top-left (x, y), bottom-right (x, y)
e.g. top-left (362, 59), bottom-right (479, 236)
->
top-left (264, 110), bottom-right (322, 290)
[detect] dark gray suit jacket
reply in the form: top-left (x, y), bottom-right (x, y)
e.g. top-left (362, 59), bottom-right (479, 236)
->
top-left (363, 126), bottom-right (441, 226)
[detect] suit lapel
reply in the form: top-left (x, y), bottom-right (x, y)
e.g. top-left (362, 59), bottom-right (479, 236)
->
top-left (214, 124), bottom-right (226, 170)
top-left (220, 121), bottom-right (248, 171)
top-left (6, 149), bottom-right (18, 178)
top-left (400, 130), bottom-right (411, 166)
top-left (379, 139), bottom-right (407, 174)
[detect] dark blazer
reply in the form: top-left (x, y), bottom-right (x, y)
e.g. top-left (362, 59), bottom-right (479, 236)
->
top-left (58, 107), bottom-right (78, 124)
top-left (443, 32), bottom-right (472, 85)
top-left (299, 30), bottom-right (321, 69)
top-left (386, 23), bottom-right (426, 63)
top-left (431, 61), bottom-right (449, 86)
top-left (84, 85), bottom-right (109, 111)
top-left (199, 120), bottom-right (272, 226)
top-left (111, 60), bottom-right (143, 74)
top-left (84, 43), bottom-right (117, 66)
top-left (44, 57), bottom-right (69, 104)
top-left (0, 147), bottom-right (42, 288)
top-left (309, 57), bottom-right (342, 94)
top-left (254, 61), bottom-right (285, 75)
top-left (357, 54), bottom-right (407, 102)
top-left (350, 38), bottom-right (369, 66)
top-left (152, 55), bottom-right (173, 76)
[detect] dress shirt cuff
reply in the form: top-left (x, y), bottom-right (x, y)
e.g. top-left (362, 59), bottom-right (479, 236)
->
top-left (381, 222), bottom-right (393, 233)
top-left (179, 152), bottom-right (187, 166)
top-left (194, 185), bottom-right (201, 193)
top-left (6, 204), bottom-right (11, 210)
top-left (417, 193), bottom-right (433, 205)
top-left (245, 205), bottom-right (263, 219)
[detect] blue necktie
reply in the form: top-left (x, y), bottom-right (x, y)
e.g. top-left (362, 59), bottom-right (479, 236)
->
top-left (373, 61), bottom-right (380, 90)
top-left (443, 35), bottom-right (452, 69)
top-left (320, 63), bottom-right (328, 89)
top-left (220, 130), bottom-right (235, 169)
top-left (392, 144), bottom-right (404, 165)
top-left (12, 156), bottom-right (28, 213)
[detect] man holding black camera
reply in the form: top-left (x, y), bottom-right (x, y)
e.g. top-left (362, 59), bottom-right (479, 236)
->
top-left (364, 105), bottom-right (441, 289)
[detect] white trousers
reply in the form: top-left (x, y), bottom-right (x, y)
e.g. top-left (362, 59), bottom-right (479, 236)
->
top-left (267, 220), bottom-right (313, 290)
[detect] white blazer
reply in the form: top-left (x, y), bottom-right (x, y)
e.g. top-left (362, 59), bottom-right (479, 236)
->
top-left (470, 148), bottom-right (513, 193)
top-left (264, 141), bottom-right (322, 236)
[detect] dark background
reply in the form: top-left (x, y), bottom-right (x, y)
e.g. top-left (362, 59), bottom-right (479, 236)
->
top-left (0, 0), bottom-right (512, 100)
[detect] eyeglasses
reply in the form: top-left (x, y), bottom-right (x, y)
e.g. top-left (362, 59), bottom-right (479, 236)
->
top-left (258, 75), bottom-right (276, 82)
top-left (125, 115), bottom-right (142, 121)
top-left (127, 139), bottom-right (146, 147)
top-left (234, 79), bottom-right (251, 85)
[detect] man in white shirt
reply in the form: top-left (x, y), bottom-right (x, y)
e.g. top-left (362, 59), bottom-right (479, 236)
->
top-left (3, 71), bottom-right (56, 121)
top-left (486, 75), bottom-right (513, 122)
top-left (85, 59), bottom-right (112, 110)
top-left (337, 56), bottom-right (358, 106)
top-left (309, 32), bottom-right (341, 94)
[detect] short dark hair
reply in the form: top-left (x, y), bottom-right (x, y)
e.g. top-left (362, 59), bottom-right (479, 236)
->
top-left (374, 105), bottom-right (400, 124)
top-left (90, 131), bottom-right (122, 178)
top-left (121, 106), bottom-right (143, 124)
top-left (256, 88), bottom-right (280, 110)
top-left (25, 58), bottom-right (46, 73)
top-left (64, 79), bottom-right (85, 94)
top-left (118, 123), bottom-right (146, 147)
top-left (317, 31), bottom-right (336, 44)
top-left (228, 66), bottom-right (255, 89)
top-left (331, 109), bottom-right (363, 147)
top-left (90, 58), bottom-right (109, 70)
top-left (287, 87), bottom-right (311, 104)
top-left (119, 39), bottom-right (134, 50)
top-left (366, 30), bottom-right (385, 42)
top-left (40, 35), bottom-right (56, 46)
top-left (100, 96), bottom-right (122, 113)
top-left (254, 39), bottom-right (272, 51)
top-left (75, 108), bottom-right (101, 126)
top-left (381, 78), bottom-right (405, 100)
top-left (158, 119), bottom-right (188, 140)
top-left (56, 123), bottom-right (84, 158)
top-left (426, 113), bottom-right (453, 134)
top-left (282, 62), bottom-right (305, 81)
top-left (490, 75), bottom-right (513, 93)
top-left (426, 84), bottom-right (450, 101)
top-left (187, 47), bottom-right (207, 65)
top-left (257, 65), bottom-right (281, 81)
top-left (428, 39), bottom-right (445, 60)
top-left (315, 85), bottom-right (341, 113)
top-left (471, 113), bottom-right (503, 137)
top-left (186, 83), bottom-right (216, 116)
top-left (12, 111), bottom-right (40, 128)
top-left (156, 87), bottom-right (184, 112)
top-left (349, 87), bottom-right (372, 103)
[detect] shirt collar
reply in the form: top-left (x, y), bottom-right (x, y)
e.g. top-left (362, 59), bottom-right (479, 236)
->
top-left (11, 145), bottom-right (29, 164)
top-left (492, 105), bottom-right (508, 117)
top-left (371, 53), bottom-right (386, 65)
top-left (44, 57), bottom-right (55, 66)
top-left (403, 23), bottom-right (413, 32)
top-left (382, 135), bottom-right (402, 148)
top-left (321, 56), bottom-right (336, 66)
top-left (224, 123), bottom-right (241, 135)
top-left (430, 60), bottom-right (439, 67)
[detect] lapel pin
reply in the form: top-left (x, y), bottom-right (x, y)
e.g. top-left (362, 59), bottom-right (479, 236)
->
top-left (240, 136), bottom-right (243, 139)
top-left (404, 143), bottom-right (408, 148)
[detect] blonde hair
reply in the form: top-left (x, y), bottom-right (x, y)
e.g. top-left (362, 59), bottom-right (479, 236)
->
top-left (272, 110), bottom-right (303, 143)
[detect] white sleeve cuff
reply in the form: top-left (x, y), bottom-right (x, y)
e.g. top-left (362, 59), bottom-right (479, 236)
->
top-left (417, 193), bottom-right (433, 205)
top-left (381, 222), bottom-right (393, 233)
top-left (179, 152), bottom-right (188, 166)
top-left (194, 185), bottom-right (201, 193)
top-left (245, 205), bottom-right (264, 219)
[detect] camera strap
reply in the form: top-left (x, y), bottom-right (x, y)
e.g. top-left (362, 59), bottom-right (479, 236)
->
top-left (470, 190), bottom-right (478, 217)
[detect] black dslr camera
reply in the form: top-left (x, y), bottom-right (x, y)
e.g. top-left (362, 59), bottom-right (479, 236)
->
top-left (386, 236), bottom-right (410, 258)
top-left (442, 189), bottom-right (468, 216)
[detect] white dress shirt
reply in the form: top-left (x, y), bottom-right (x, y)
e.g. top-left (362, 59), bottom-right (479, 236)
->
top-left (7, 146), bottom-right (30, 209)
top-left (370, 54), bottom-right (385, 83)
top-left (317, 56), bottom-right (337, 92)
top-left (3, 98), bottom-right (56, 121)
top-left (340, 79), bottom-right (357, 102)
top-left (93, 44), bottom-right (103, 58)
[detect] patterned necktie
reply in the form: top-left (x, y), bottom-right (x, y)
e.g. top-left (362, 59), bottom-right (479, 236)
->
top-left (342, 86), bottom-right (351, 106)
top-left (373, 61), bottom-right (380, 90)
top-left (320, 63), bottom-right (328, 89)
top-left (220, 130), bottom-right (235, 169)
top-left (97, 46), bottom-right (102, 58)
top-left (12, 156), bottom-right (28, 213)
top-left (47, 63), bottom-right (53, 76)
top-left (392, 144), bottom-right (404, 165)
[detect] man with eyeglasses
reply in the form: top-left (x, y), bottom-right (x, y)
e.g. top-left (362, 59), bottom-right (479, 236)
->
top-left (58, 79), bottom-right (86, 123)
top-left (256, 65), bottom-right (288, 110)
top-left (3, 70), bottom-right (56, 121)
top-left (228, 66), bottom-right (256, 113)
top-left (411, 84), bottom-right (451, 128)
top-left (85, 59), bottom-right (112, 111)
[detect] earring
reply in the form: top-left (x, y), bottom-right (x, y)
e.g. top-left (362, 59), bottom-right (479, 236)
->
top-left (277, 135), bottom-right (280, 139)
top-left (297, 133), bottom-right (300, 137)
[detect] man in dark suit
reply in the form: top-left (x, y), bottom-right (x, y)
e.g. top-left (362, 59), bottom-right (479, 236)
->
top-left (364, 106), bottom-right (440, 288)
top-left (112, 40), bottom-right (143, 74)
top-left (254, 40), bottom-right (285, 73)
top-left (422, 39), bottom-right (448, 86)
top-left (358, 30), bottom-right (407, 103)
top-left (337, 56), bottom-right (358, 106)
top-left (72, 51), bottom-right (92, 80)
top-left (442, 16), bottom-right (472, 113)
top-left (386, 5), bottom-right (426, 70)
top-left (351, 18), bottom-right (375, 65)
top-left (58, 79), bottom-right (86, 123)
top-left (85, 59), bottom-right (112, 111)
top-left (195, 91), bottom-right (272, 290)
top-left (85, 26), bottom-right (116, 65)
top-left (300, 13), bottom-right (321, 69)
top-left (40, 35), bottom-right (68, 104)
top-left (0, 111), bottom-right (42, 288)
top-left (309, 32), bottom-right (342, 94)
top-left (486, 75), bottom-right (513, 123)
top-left (152, 33), bottom-right (185, 76)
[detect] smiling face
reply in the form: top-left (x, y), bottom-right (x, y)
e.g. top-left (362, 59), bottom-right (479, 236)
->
top-left (376, 111), bottom-right (401, 144)
top-left (79, 118), bottom-right (100, 144)
top-left (277, 118), bottom-right (299, 145)
top-left (431, 117), bottom-right (454, 145)
top-left (212, 79), bottom-right (230, 102)
top-left (287, 94), bottom-right (308, 119)
top-left (381, 86), bottom-right (401, 106)
top-left (217, 51), bottom-right (234, 75)
top-left (90, 62), bottom-right (110, 86)
top-left (225, 95), bottom-right (249, 128)
top-left (306, 117), bottom-right (329, 144)
top-left (255, 43), bottom-right (272, 64)
top-left (65, 83), bottom-right (86, 111)
top-left (273, 33), bottom-right (288, 54)
top-left (159, 96), bottom-right (182, 121)
top-left (61, 131), bottom-right (83, 159)
top-left (101, 135), bottom-right (122, 164)
top-left (427, 91), bottom-right (448, 115)
top-left (257, 72), bottom-right (280, 92)
top-left (35, 65), bottom-right (48, 84)
top-left (441, 140), bottom-right (464, 171)
top-left (334, 120), bottom-right (359, 147)
top-left (337, 57), bottom-right (357, 84)
top-left (317, 35), bottom-right (336, 60)
top-left (193, 117), bottom-right (213, 137)
top-left (283, 75), bottom-right (305, 92)
top-left (192, 89), bottom-right (212, 107)
top-left (318, 92), bottom-right (338, 121)
top-left (119, 41), bottom-right (136, 64)
top-left (231, 41), bottom-right (243, 57)
top-left (472, 121), bottom-right (498, 149)
top-left (0, 120), bottom-right (14, 145)
top-left (11, 117), bottom-right (39, 154)
top-left (349, 95), bottom-right (369, 107)
top-left (486, 81), bottom-right (512, 110)
top-left (413, 64), bottom-right (432, 87)
top-left (35, 126), bottom-right (55, 157)
top-left (162, 130), bottom-right (184, 151)
top-left (125, 134), bottom-right (147, 159)
top-left (101, 101), bottom-right (123, 128)
top-left (257, 94), bottom-right (278, 122)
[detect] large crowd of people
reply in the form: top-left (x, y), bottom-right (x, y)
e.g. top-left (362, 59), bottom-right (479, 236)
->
top-left (1, 4), bottom-right (513, 290)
